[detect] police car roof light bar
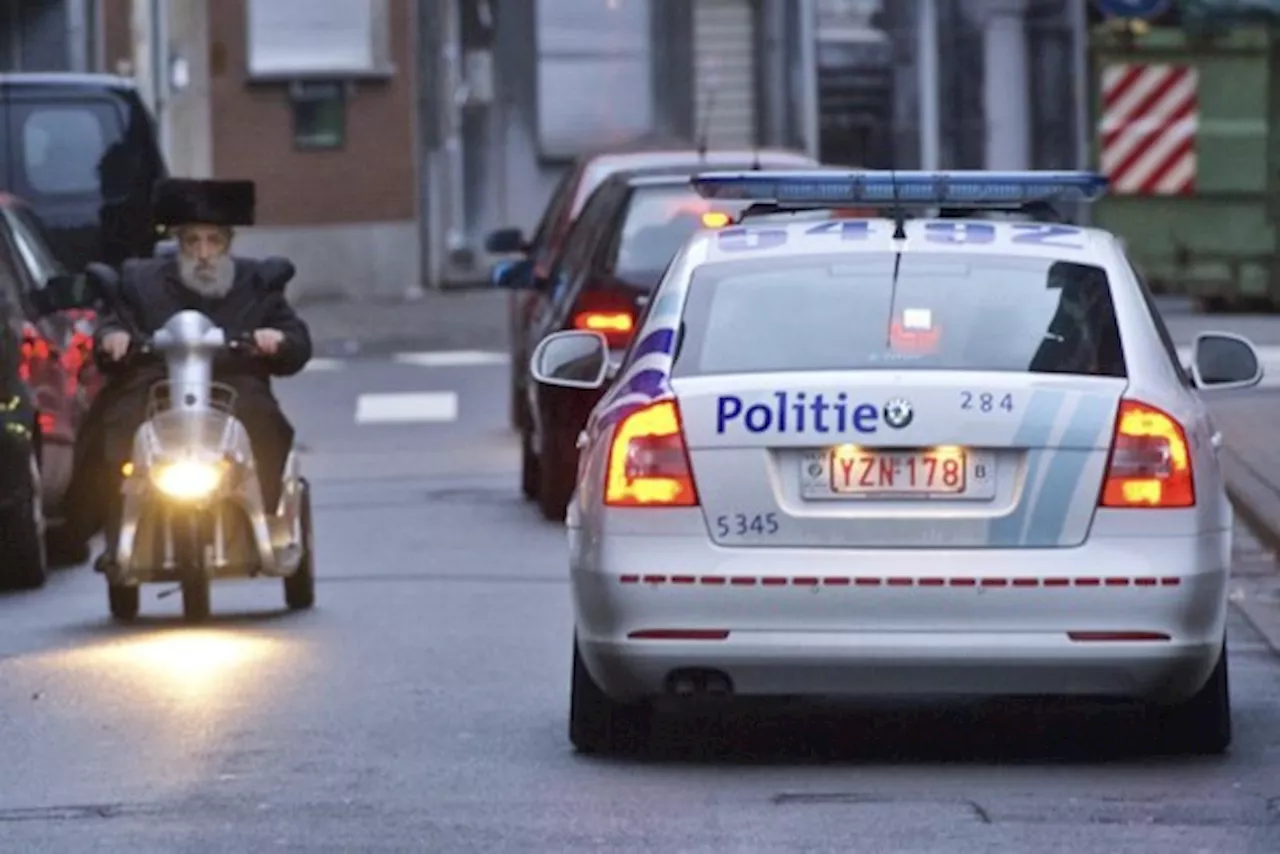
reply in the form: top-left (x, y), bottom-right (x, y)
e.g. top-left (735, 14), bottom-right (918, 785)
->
top-left (691, 170), bottom-right (1110, 207)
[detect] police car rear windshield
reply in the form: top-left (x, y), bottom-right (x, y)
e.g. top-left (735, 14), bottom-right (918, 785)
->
top-left (673, 253), bottom-right (1126, 378)
top-left (608, 186), bottom-right (747, 283)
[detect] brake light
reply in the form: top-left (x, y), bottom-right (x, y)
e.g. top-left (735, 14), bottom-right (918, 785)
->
top-left (605, 399), bottom-right (699, 507)
top-left (575, 311), bottom-right (632, 334)
top-left (1099, 399), bottom-right (1194, 508)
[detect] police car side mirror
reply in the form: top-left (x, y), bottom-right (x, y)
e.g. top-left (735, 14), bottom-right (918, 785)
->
top-left (1190, 332), bottom-right (1263, 390)
top-left (530, 330), bottom-right (609, 390)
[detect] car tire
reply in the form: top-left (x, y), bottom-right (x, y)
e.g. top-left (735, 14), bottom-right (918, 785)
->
top-left (1158, 639), bottom-right (1231, 755)
top-left (284, 478), bottom-right (316, 610)
top-left (0, 449), bottom-right (47, 590)
top-left (46, 527), bottom-right (91, 567)
top-left (537, 426), bottom-right (576, 522)
top-left (520, 426), bottom-right (539, 501)
top-left (108, 584), bottom-right (140, 621)
top-left (509, 376), bottom-right (524, 431)
top-left (569, 634), bottom-right (651, 755)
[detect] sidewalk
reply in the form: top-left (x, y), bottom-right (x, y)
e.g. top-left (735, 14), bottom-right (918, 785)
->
top-left (1207, 394), bottom-right (1280, 653)
top-left (294, 288), bottom-right (511, 356)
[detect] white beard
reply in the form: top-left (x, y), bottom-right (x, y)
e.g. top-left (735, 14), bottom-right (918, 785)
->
top-left (178, 254), bottom-right (235, 298)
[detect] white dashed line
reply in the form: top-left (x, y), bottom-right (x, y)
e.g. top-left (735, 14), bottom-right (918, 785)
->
top-left (355, 392), bottom-right (458, 424)
top-left (303, 357), bottom-right (345, 372)
top-left (392, 350), bottom-right (509, 367)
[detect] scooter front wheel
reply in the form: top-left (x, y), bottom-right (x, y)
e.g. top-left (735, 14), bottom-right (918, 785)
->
top-left (182, 577), bottom-right (211, 622)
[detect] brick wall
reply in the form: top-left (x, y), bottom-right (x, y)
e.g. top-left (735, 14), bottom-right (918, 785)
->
top-left (206, 0), bottom-right (417, 228)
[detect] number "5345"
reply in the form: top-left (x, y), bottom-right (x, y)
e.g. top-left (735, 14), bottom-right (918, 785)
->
top-left (716, 513), bottom-right (779, 537)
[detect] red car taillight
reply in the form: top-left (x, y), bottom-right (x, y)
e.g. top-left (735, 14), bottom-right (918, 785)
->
top-left (1099, 399), bottom-right (1195, 508)
top-left (605, 399), bottom-right (698, 507)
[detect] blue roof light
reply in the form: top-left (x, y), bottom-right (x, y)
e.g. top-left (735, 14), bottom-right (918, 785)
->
top-left (690, 170), bottom-right (1109, 206)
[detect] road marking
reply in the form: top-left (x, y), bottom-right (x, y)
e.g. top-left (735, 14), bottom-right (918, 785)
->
top-left (355, 392), bottom-right (458, 424)
top-left (304, 357), bottom-right (345, 372)
top-left (392, 350), bottom-right (509, 367)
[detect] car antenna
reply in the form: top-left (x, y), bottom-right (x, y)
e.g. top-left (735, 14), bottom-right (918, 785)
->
top-left (890, 169), bottom-right (906, 239)
top-left (886, 169), bottom-right (905, 348)
top-left (696, 89), bottom-right (716, 159)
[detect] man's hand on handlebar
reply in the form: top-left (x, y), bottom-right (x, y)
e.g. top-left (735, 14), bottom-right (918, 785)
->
top-left (101, 331), bottom-right (131, 361)
top-left (253, 328), bottom-right (285, 356)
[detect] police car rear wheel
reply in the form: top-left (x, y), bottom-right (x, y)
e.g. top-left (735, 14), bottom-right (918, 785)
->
top-left (1158, 638), bottom-right (1231, 755)
top-left (569, 636), bottom-right (651, 755)
top-left (0, 449), bottom-right (47, 590)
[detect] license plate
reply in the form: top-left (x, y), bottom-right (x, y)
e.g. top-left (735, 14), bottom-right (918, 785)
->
top-left (799, 446), bottom-right (997, 500)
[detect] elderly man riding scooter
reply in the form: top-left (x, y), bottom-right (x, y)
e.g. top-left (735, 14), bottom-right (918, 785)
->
top-left (64, 178), bottom-right (313, 574)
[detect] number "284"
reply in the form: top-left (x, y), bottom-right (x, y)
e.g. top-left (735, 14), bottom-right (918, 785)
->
top-left (961, 392), bottom-right (1014, 413)
top-left (716, 513), bottom-right (779, 537)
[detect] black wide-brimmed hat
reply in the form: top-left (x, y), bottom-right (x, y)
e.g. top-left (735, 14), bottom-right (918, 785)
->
top-left (152, 178), bottom-right (255, 228)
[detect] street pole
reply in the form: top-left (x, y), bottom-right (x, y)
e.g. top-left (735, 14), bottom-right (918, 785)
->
top-left (797, 0), bottom-right (820, 159)
top-left (982, 0), bottom-right (1031, 169)
top-left (1071, 0), bottom-right (1093, 224)
top-left (917, 0), bottom-right (940, 170)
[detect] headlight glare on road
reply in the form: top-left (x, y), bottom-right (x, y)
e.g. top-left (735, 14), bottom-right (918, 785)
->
top-left (151, 458), bottom-right (224, 500)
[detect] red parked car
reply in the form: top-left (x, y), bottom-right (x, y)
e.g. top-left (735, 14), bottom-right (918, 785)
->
top-left (0, 193), bottom-right (99, 587)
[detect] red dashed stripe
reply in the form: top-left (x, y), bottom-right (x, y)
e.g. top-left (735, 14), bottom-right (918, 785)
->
top-left (618, 575), bottom-right (1182, 588)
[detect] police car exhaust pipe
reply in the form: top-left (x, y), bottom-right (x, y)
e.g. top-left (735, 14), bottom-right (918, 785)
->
top-left (665, 669), bottom-right (734, 698)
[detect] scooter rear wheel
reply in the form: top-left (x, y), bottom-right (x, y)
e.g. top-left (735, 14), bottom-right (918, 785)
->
top-left (284, 478), bottom-right (315, 610)
top-left (108, 584), bottom-right (139, 621)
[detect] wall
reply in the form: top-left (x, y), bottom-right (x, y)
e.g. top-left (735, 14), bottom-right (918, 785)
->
top-left (207, 0), bottom-right (420, 300)
top-left (0, 0), bottom-right (68, 70)
top-left (163, 0), bottom-right (211, 178)
top-left (100, 0), bottom-right (129, 72)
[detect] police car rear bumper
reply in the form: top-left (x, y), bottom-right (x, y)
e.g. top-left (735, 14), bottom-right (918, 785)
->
top-left (571, 526), bottom-right (1229, 704)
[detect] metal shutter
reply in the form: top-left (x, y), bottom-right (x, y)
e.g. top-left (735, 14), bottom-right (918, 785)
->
top-left (692, 0), bottom-right (757, 148)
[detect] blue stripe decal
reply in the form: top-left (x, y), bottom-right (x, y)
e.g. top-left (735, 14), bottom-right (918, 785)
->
top-left (630, 328), bottom-right (675, 362)
top-left (615, 368), bottom-right (668, 399)
top-left (1023, 393), bottom-right (1114, 545)
top-left (986, 389), bottom-right (1066, 546)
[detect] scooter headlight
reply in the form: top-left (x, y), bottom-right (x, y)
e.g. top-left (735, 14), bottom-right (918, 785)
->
top-left (151, 459), bottom-right (225, 500)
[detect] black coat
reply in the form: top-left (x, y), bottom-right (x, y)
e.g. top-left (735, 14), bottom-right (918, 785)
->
top-left (62, 256), bottom-right (312, 538)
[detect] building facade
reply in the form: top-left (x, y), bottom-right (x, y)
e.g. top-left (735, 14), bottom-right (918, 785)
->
top-left (0, 0), bottom-right (1098, 298)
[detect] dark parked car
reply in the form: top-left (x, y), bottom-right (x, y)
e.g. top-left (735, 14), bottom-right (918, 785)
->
top-left (485, 146), bottom-right (816, 430)
top-left (0, 193), bottom-right (99, 588)
top-left (498, 166), bottom-right (763, 521)
top-left (0, 73), bottom-right (168, 273)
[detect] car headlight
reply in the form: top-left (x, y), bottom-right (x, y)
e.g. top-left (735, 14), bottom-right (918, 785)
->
top-left (151, 459), bottom-right (224, 500)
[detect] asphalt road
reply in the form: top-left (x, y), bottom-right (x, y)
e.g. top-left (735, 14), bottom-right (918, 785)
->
top-left (3, 343), bottom-right (1280, 852)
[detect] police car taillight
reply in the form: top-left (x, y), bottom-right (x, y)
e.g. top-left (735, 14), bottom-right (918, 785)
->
top-left (1099, 400), bottom-right (1195, 508)
top-left (605, 399), bottom-right (699, 507)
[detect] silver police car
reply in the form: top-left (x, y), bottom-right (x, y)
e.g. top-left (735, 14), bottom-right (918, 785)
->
top-left (530, 170), bottom-right (1263, 756)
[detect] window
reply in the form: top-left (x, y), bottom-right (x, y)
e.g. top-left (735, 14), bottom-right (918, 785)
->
top-left (607, 185), bottom-right (749, 282)
top-left (3, 208), bottom-right (62, 287)
top-left (290, 81), bottom-right (346, 150)
top-left (535, 0), bottom-right (654, 159)
top-left (247, 0), bottom-right (392, 79)
top-left (20, 107), bottom-right (111, 195)
top-left (674, 253), bottom-right (1127, 378)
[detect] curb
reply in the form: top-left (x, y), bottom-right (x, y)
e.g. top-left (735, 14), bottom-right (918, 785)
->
top-left (1221, 449), bottom-right (1280, 654)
